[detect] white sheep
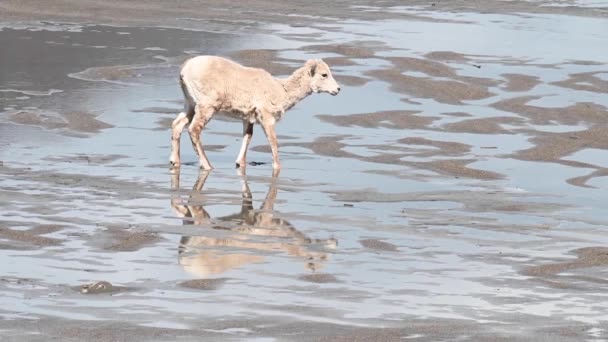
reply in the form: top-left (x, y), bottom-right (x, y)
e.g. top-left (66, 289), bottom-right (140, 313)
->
top-left (169, 56), bottom-right (340, 170)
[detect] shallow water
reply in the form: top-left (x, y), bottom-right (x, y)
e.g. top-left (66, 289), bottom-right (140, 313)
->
top-left (1, 4), bottom-right (608, 341)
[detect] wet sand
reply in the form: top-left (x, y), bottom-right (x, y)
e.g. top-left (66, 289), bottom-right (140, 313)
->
top-left (2, 1), bottom-right (608, 341)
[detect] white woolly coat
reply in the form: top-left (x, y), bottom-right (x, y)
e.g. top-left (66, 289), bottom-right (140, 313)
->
top-left (180, 56), bottom-right (311, 124)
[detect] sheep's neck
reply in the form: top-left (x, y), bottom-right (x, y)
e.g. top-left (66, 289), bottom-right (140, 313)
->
top-left (279, 66), bottom-right (312, 111)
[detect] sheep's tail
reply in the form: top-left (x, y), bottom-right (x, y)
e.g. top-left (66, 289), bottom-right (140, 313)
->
top-left (179, 73), bottom-right (188, 99)
top-left (179, 65), bottom-right (197, 109)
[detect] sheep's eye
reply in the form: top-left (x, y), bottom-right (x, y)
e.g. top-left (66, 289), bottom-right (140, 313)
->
top-left (321, 73), bottom-right (328, 78)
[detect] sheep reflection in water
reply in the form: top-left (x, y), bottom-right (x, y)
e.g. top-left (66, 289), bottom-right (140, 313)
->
top-left (171, 170), bottom-right (337, 277)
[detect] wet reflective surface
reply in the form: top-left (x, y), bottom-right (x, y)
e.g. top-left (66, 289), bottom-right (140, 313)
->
top-left (1, 1), bottom-right (608, 340)
top-left (172, 169), bottom-right (336, 277)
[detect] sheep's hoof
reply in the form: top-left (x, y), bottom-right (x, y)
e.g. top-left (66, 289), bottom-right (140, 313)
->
top-left (169, 160), bottom-right (181, 168)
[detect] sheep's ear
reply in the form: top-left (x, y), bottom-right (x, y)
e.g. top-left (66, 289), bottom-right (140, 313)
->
top-left (306, 59), bottom-right (317, 77)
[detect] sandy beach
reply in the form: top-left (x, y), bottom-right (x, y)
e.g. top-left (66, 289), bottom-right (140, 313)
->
top-left (1, 1), bottom-right (608, 340)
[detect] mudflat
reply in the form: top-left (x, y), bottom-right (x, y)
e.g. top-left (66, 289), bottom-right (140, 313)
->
top-left (1, 1), bottom-right (608, 341)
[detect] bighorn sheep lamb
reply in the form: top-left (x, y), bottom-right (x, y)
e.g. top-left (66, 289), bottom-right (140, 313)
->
top-left (169, 56), bottom-right (340, 170)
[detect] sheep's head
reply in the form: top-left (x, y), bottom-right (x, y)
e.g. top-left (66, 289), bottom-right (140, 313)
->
top-left (306, 59), bottom-right (340, 96)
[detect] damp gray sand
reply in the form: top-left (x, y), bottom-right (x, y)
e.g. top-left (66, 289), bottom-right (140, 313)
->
top-left (2, 1), bottom-right (608, 341)
top-left (178, 278), bottom-right (229, 290)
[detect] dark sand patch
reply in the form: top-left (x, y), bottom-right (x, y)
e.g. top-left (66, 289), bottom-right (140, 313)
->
top-left (12, 110), bottom-right (113, 134)
top-left (95, 227), bottom-right (161, 252)
top-left (302, 41), bottom-right (386, 59)
top-left (442, 112), bottom-right (472, 118)
top-left (335, 75), bottom-right (371, 87)
top-left (0, 165), bottom-right (161, 200)
top-left (567, 168), bottom-right (608, 188)
top-left (43, 154), bottom-right (127, 165)
top-left (0, 243), bottom-right (36, 251)
top-left (367, 69), bottom-right (494, 104)
top-left (70, 65), bottom-right (138, 81)
top-left (513, 126), bottom-right (608, 187)
top-left (62, 111), bottom-right (114, 133)
top-left (0, 313), bottom-right (591, 342)
top-left (442, 116), bottom-right (524, 134)
top-left (359, 239), bottom-right (399, 252)
top-left (515, 127), bottom-right (608, 163)
top-left (502, 73), bottom-right (542, 92)
top-left (492, 96), bottom-right (607, 125)
top-left (386, 56), bottom-right (500, 87)
top-left (280, 31), bottom-right (325, 41)
top-left (264, 135), bottom-right (496, 180)
top-left (565, 60), bottom-right (605, 66)
top-left (489, 58), bottom-right (560, 69)
top-left (551, 71), bottom-right (608, 93)
top-left (108, 232), bottom-right (160, 252)
top-left (387, 56), bottom-right (458, 78)
top-left (0, 226), bottom-right (63, 247)
top-left (425, 51), bottom-right (471, 62)
top-left (298, 273), bottom-right (339, 283)
top-left (228, 49), bottom-right (295, 76)
top-left (154, 117), bottom-right (175, 131)
top-left (492, 96), bottom-right (608, 186)
top-left (9, 111), bottom-right (68, 130)
top-left (458, 74), bottom-right (501, 87)
top-left (0, 315), bottom-right (217, 342)
top-left (397, 137), bottom-right (471, 157)
top-left (535, 273), bottom-right (608, 291)
top-left (317, 110), bottom-right (437, 130)
top-left (131, 107), bottom-right (181, 115)
top-left (25, 224), bottom-right (65, 236)
top-left (321, 56), bottom-right (359, 67)
top-left (2, 0), bottom-right (605, 32)
top-left (470, 196), bottom-right (567, 214)
top-left (230, 47), bottom-right (369, 82)
top-left (411, 159), bottom-right (503, 180)
top-left (72, 281), bottom-right (136, 295)
top-left (178, 278), bottom-right (228, 290)
top-left (401, 98), bottom-right (423, 106)
top-left (277, 135), bottom-right (357, 159)
top-left (248, 141), bottom-right (292, 154)
top-left (524, 247), bottom-right (608, 289)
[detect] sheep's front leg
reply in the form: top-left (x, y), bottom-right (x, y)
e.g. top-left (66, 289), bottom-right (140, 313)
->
top-left (188, 105), bottom-right (215, 170)
top-left (260, 120), bottom-right (281, 170)
top-left (188, 170), bottom-right (212, 225)
top-left (239, 172), bottom-right (254, 213)
top-left (170, 168), bottom-right (189, 218)
top-left (235, 121), bottom-right (254, 168)
top-left (169, 111), bottom-right (190, 168)
top-left (260, 174), bottom-right (279, 211)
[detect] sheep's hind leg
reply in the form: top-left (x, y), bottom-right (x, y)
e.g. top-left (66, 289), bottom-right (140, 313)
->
top-left (188, 105), bottom-right (215, 170)
top-left (169, 108), bottom-right (192, 168)
top-left (235, 121), bottom-right (254, 168)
